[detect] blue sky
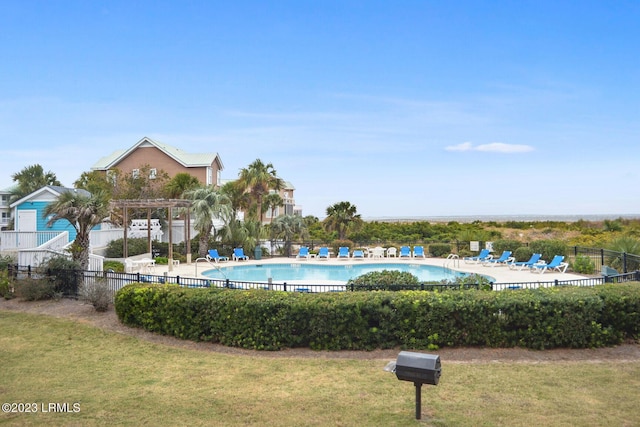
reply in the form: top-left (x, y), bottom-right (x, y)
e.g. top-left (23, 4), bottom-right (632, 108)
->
top-left (1, 1), bottom-right (639, 219)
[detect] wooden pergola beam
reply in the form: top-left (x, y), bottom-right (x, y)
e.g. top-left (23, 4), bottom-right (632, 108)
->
top-left (109, 199), bottom-right (192, 271)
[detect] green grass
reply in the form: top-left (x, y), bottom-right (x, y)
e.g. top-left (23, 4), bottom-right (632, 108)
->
top-left (1, 311), bottom-right (639, 426)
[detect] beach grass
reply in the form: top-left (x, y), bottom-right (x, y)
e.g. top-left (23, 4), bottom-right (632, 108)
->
top-left (1, 311), bottom-right (639, 426)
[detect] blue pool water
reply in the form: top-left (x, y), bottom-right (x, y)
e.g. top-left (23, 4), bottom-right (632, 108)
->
top-left (202, 262), bottom-right (469, 284)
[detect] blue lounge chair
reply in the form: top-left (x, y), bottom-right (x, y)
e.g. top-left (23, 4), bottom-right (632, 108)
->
top-left (352, 249), bottom-right (365, 259)
top-left (508, 253), bottom-right (542, 270)
top-left (337, 246), bottom-right (350, 259)
top-left (207, 249), bottom-right (229, 263)
top-left (296, 246), bottom-right (310, 260)
top-left (317, 247), bottom-right (330, 260)
top-left (464, 248), bottom-right (491, 264)
top-left (413, 246), bottom-right (426, 258)
top-left (232, 247), bottom-right (249, 261)
top-left (482, 250), bottom-right (513, 267)
top-left (531, 255), bottom-right (568, 274)
top-left (399, 246), bottom-right (412, 258)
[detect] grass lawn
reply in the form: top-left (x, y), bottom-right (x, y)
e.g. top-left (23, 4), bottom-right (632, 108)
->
top-left (1, 310), bottom-right (639, 426)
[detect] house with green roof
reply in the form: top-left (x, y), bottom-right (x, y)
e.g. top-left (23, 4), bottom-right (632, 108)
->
top-left (90, 136), bottom-right (224, 187)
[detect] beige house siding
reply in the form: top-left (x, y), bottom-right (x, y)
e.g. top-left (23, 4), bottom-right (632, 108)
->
top-left (91, 137), bottom-right (223, 187)
top-left (263, 183), bottom-right (297, 223)
top-left (112, 146), bottom-right (214, 184)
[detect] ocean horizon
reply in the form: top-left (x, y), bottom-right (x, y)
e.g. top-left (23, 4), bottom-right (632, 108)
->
top-left (361, 214), bottom-right (640, 223)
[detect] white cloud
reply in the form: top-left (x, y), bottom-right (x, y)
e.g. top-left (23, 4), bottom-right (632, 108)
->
top-left (445, 142), bottom-right (474, 151)
top-left (445, 142), bottom-right (534, 153)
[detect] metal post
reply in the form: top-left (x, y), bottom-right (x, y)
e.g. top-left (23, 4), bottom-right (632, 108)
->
top-left (414, 382), bottom-right (422, 420)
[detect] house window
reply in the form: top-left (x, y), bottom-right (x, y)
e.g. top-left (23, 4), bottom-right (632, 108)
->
top-left (284, 191), bottom-right (289, 198)
top-left (267, 207), bottom-right (279, 218)
top-left (149, 168), bottom-right (157, 179)
top-left (132, 169), bottom-right (140, 179)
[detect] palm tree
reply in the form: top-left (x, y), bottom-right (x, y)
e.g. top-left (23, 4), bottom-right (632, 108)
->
top-left (237, 159), bottom-right (284, 223)
top-left (263, 192), bottom-right (284, 221)
top-left (164, 173), bottom-right (201, 199)
top-left (218, 210), bottom-right (257, 253)
top-left (74, 170), bottom-right (114, 196)
top-left (607, 236), bottom-right (640, 271)
top-left (43, 190), bottom-right (110, 271)
top-left (11, 164), bottom-right (62, 203)
top-left (270, 215), bottom-right (308, 257)
top-left (220, 180), bottom-right (251, 217)
top-left (323, 201), bottom-right (362, 240)
top-left (184, 186), bottom-right (231, 258)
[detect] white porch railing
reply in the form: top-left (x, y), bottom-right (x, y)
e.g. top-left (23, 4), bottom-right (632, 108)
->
top-left (13, 231), bottom-right (104, 271)
top-left (17, 249), bottom-right (104, 271)
top-left (39, 231), bottom-right (70, 252)
top-left (0, 231), bottom-right (65, 251)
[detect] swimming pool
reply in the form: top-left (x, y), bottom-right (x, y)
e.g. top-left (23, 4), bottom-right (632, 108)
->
top-left (202, 262), bottom-right (469, 285)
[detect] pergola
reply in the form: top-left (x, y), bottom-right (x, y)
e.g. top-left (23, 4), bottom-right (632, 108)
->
top-left (109, 199), bottom-right (192, 272)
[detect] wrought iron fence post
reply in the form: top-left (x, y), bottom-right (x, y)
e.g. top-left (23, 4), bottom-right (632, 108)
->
top-left (623, 253), bottom-right (628, 273)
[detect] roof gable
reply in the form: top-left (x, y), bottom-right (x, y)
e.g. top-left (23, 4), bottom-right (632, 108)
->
top-left (91, 137), bottom-right (223, 171)
top-left (10, 186), bottom-right (90, 208)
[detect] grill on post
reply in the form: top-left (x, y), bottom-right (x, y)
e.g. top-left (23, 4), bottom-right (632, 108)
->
top-left (393, 351), bottom-right (441, 420)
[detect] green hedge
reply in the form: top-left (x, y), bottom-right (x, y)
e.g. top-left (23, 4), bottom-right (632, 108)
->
top-left (115, 283), bottom-right (640, 351)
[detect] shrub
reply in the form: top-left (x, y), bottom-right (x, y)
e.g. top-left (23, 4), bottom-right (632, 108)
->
top-left (104, 260), bottom-right (124, 272)
top-left (114, 283), bottom-right (640, 351)
top-left (81, 279), bottom-right (111, 312)
top-left (330, 239), bottom-right (354, 255)
top-left (491, 239), bottom-right (521, 254)
top-left (513, 246), bottom-right (534, 262)
top-left (0, 270), bottom-right (14, 299)
top-left (41, 256), bottom-right (82, 297)
top-left (14, 277), bottom-right (57, 301)
top-left (529, 239), bottom-right (568, 262)
top-left (572, 255), bottom-right (596, 274)
top-left (105, 238), bottom-right (149, 258)
top-left (428, 243), bottom-right (452, 257)
top-left (0, 254), bottom-right (14, 270)
top-left (347, 270), bottom-right (420, 291)
top-left (606, 236), bottom-right (640, 271)
top-left (43, 255), bottom-right (81, 271)
top-left (454, 273), bottom-right (493, 291)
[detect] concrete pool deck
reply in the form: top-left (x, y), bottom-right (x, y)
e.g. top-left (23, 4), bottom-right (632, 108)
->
top-left (149, 255), bottom-right (587, 284)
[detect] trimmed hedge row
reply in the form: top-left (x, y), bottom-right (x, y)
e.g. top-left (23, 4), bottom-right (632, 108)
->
top-left (114, 283), bottom-right (640, 351)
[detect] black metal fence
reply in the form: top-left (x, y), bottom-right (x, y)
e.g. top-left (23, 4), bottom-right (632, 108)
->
top-left (571, 246), bottom-right (640, 273)
top-left (5, 262), bottom-right (640, 302)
